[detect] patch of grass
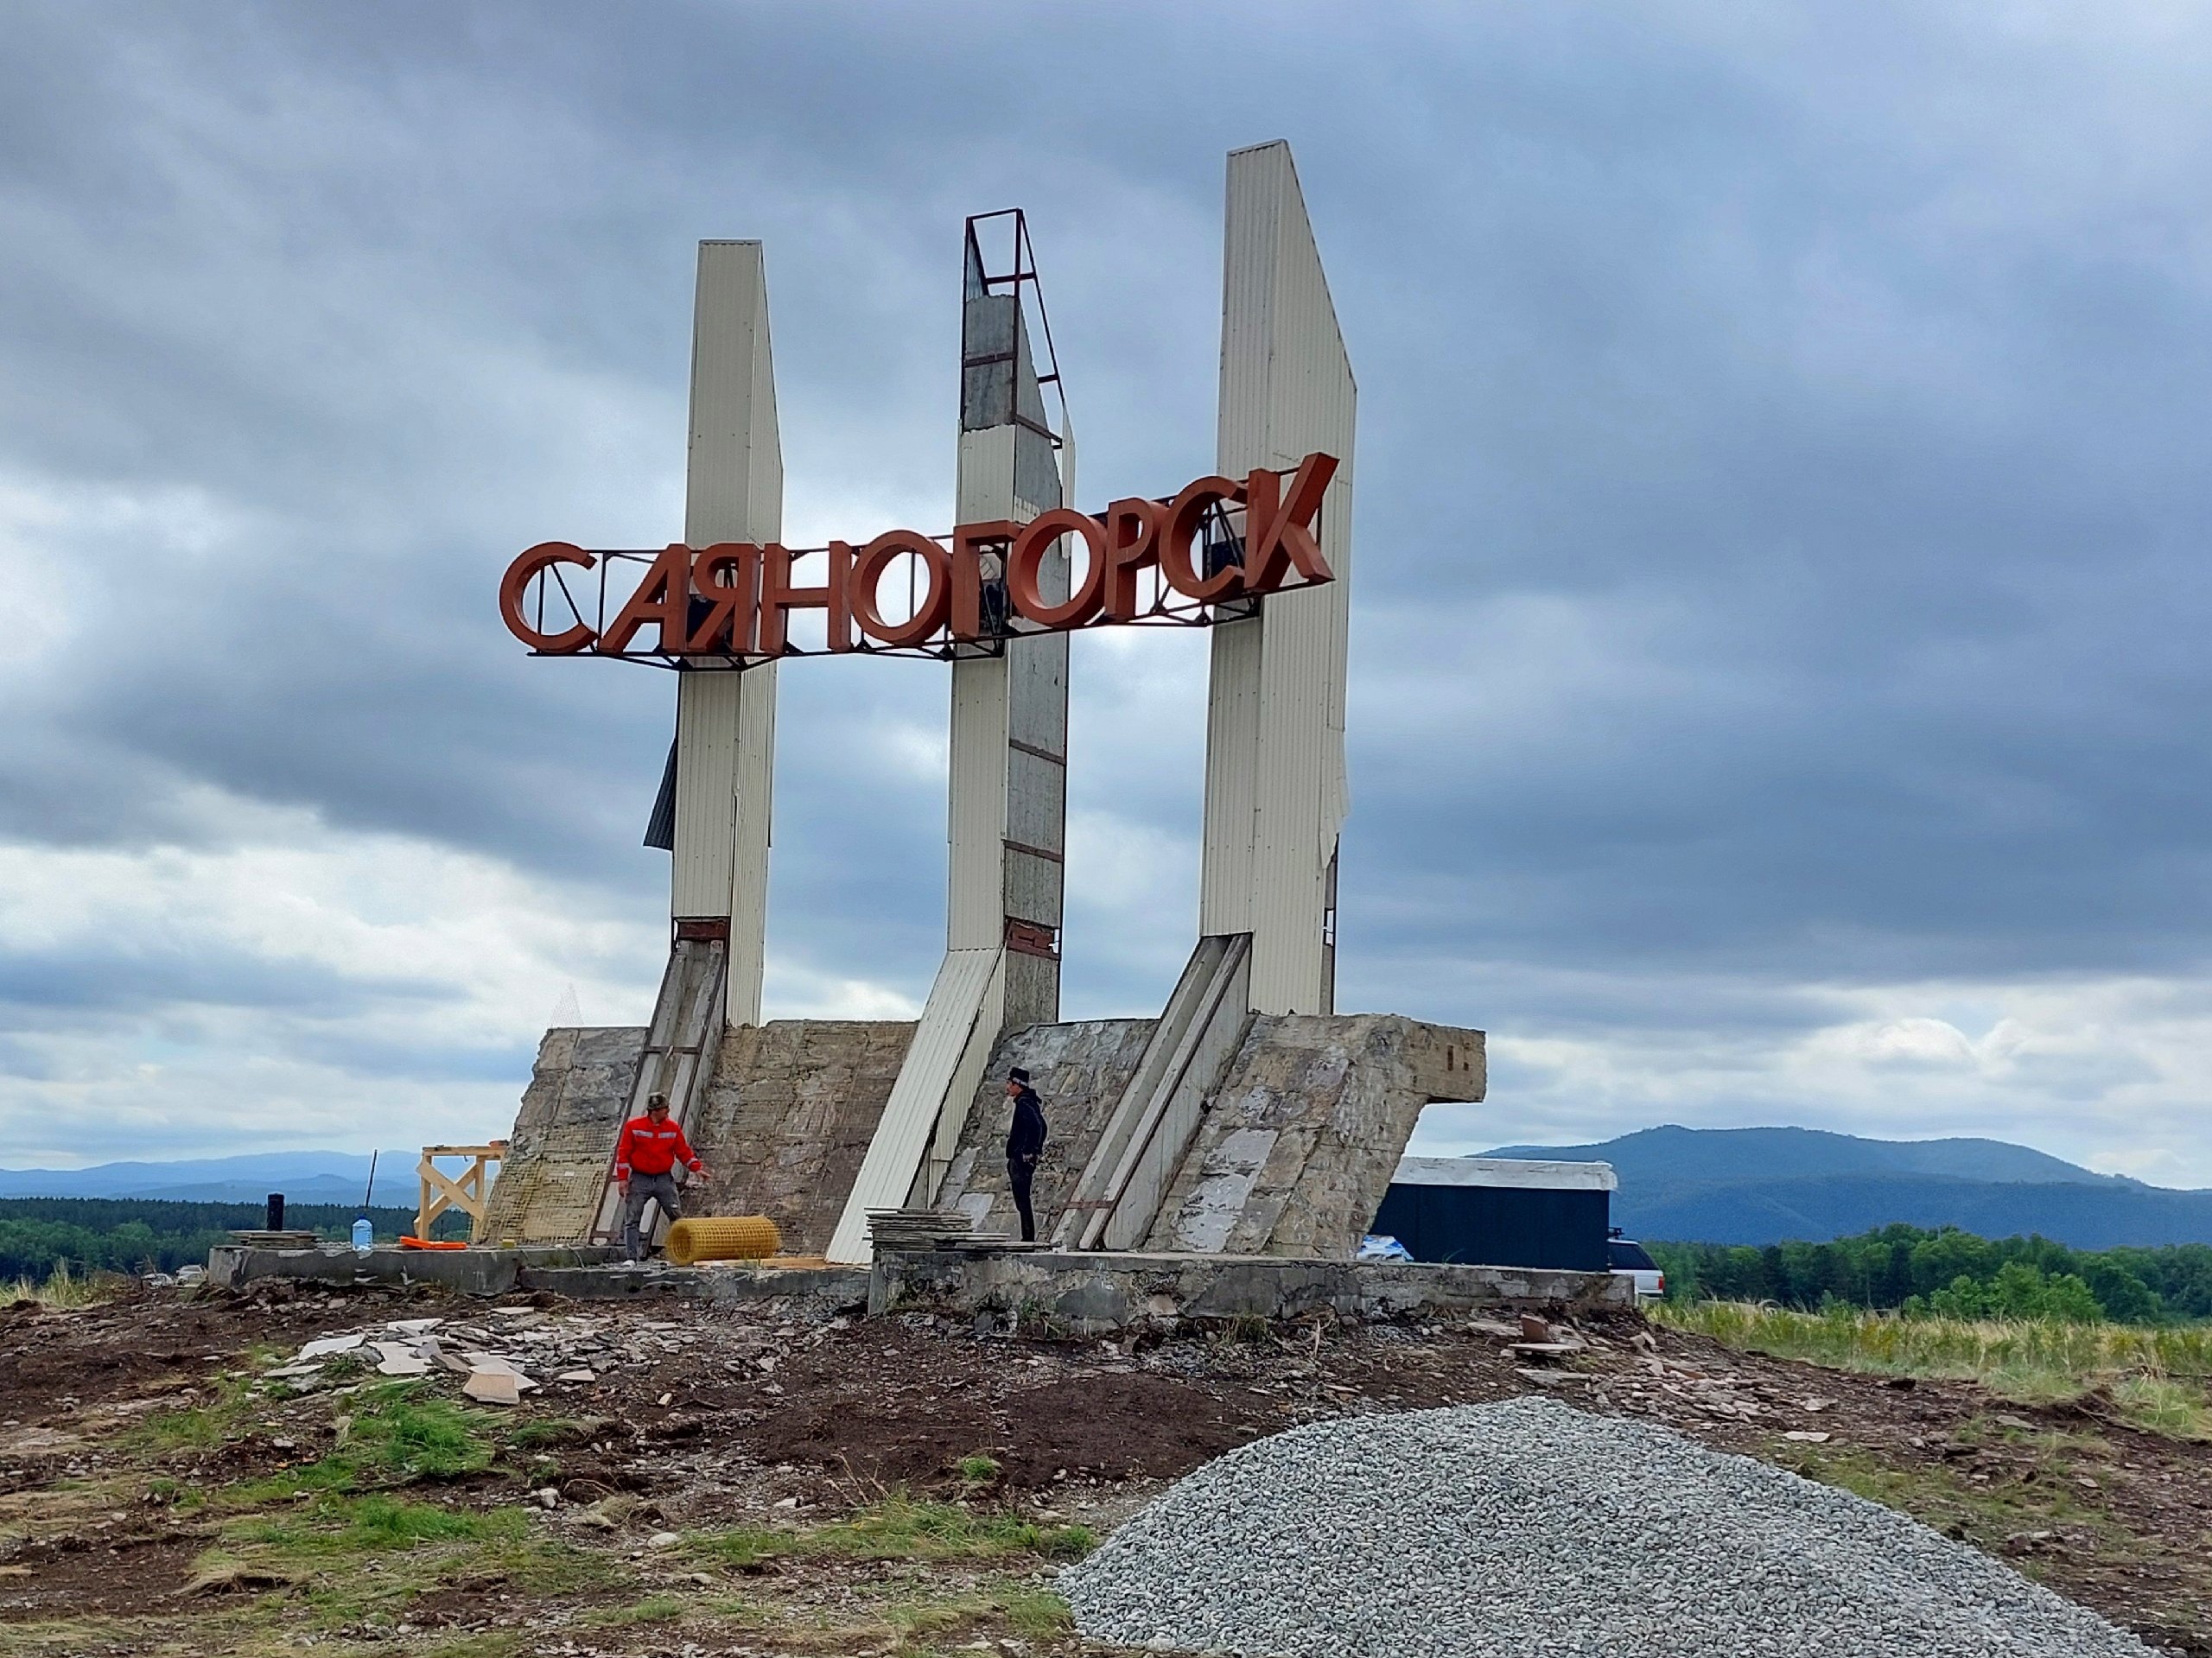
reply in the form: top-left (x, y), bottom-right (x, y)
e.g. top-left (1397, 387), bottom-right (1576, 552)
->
top-left (2111, 1374), bottom-right (2212, 1439)
top-left (349, 1384), bottom-right (498, 1479)
top-left (218, 1382), bottom-right (499, 1509)
top-left (588, 1592), bottom-right (685, 1627)
top-left (1207, 1312), bottom-right (1274, 1346)
top-left (3, 1261), bottom-right (127, 1309)
top-left (421, 1636), bottom-right (531, 1658)
top-left (889, 1583), bottom-right (1078, 1650)
top-left (1656, 1299), bottom-right (2212, 1434)
top-left (232, 1492), bottom-right (528, 1557)
top-left (990, 1582), bottom-right (1074, 1637)
top-left (701, 1593), bottom-right (773, 1625)
top-left (205, 1490), bottom-right (614, 1635)
top-left (441, 1532), bottom-right (632, 1600)
top-left (136, 1363), bottom-right (268, 1456)
top-left (1784, 1440), bottom-right (2108, 1536)
top-left (0, 1614), bottom-right (172, 1658)
top-left (687, 1494), bottom-right (1096, 1571)
top-left (503, 1415), bottom-right (598, 1451)
top-left (955, 1453), bottom-right (1001, 1484)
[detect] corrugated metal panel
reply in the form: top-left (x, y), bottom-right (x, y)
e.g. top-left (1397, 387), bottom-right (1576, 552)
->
top-left (947, 657), bottom-right (1008, 950)
top-left (673, 241), bottom-right (782, 1026)
top-left (1198, 617), bottom-right (1262, 932)
top-left (728, 664), bottom-right (777, 1026)
top-left (1203, 143), bottom-right (1354, 1014)
top-left (671, 674), bottom-right (741, 920)
top-left (825, 946), bottom-right (1004, 1262)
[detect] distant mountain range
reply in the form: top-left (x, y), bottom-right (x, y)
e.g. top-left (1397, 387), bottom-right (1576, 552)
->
top-left (1480, 1126), bottom-right (2212, 1250)
top-left (16, 1128), bottom-right (2212, 1252)
top-left (0, 1152), bottom-right (381, 1207)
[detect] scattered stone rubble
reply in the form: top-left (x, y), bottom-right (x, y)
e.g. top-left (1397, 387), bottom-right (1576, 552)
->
top-left (1064, 1395), bottom-right (2158, 1658)
top-left (254, 1302), bottom-right (853, 1409)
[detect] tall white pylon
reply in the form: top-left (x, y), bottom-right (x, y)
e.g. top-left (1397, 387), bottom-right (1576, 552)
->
top-left (671, 240), bottom-right (782, 1026)
top-left (1199, 141), bottom-right (1355, 1015)
top-left (826, 219), bottom-right (1072, 1264)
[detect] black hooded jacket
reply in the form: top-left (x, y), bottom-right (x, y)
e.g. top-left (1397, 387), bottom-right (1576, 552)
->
top-left (1006, 1085), bottom-right (1047, 1163)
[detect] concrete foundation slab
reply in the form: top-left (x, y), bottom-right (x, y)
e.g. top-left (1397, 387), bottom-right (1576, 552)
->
top-left (208, 1243), bottom-right (873, 1310)
top-left (205, 1241), bottom-right (1609, 1333)
top-left (532, 1261), bottom-right (873, 1309)
top-left (208, 1244), bottom-right (624, 1297)
top-left (868, 1247), bottom-right (1630, 1333)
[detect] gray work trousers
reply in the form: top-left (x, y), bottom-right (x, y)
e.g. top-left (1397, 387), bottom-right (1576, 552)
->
top-left (620, 1172), bottom-right (683, 1261)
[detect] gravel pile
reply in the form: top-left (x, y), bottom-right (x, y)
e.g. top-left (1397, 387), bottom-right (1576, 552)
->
top-left (1062, 1396), bottom-right (2154, 1658)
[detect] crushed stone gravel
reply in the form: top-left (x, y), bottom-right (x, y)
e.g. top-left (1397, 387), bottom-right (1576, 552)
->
top-left (1062, 1394), bottom-right (2156, 1658)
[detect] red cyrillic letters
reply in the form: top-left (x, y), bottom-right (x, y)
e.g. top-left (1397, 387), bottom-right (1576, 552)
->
top-left (499, 454), bottom-right (1337, 659)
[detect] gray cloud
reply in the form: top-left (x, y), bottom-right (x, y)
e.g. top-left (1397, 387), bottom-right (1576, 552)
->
top-left (4, 1), bottom-right (2211, 1172)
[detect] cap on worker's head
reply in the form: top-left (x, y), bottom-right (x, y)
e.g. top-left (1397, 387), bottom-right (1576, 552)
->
top-left (647, 1091), bottom-right (670, 1112)
top-left (1008, 1067), bottom-right (1030, 1085)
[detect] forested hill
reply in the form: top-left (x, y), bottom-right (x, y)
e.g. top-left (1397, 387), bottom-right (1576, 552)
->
top-left (1479, 1126), bottom-right (2212, 1249)
top-left (0, 1197), bottom-right (468, 1280)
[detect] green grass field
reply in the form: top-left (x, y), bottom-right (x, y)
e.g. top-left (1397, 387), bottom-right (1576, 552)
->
top-left (1657, 1299), bottom-right (2212, 1437)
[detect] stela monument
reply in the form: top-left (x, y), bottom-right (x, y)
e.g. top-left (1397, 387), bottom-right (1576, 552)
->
top-left (480, 142), bottom-right (1485, 1266)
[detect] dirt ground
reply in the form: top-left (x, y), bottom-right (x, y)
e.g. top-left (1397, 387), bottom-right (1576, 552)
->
top-left (2, 1278), bottom-right (2207, 1657)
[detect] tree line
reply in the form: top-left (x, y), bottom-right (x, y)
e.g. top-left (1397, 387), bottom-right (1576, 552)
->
top-left (1649, 1224), bottom-right (2212, 1324)
top-left (0, 1197), bottom-right (472, 1281)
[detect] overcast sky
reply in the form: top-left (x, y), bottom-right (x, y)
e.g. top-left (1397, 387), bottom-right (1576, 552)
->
top-left (3, 3), bottom-right (2209, 1184)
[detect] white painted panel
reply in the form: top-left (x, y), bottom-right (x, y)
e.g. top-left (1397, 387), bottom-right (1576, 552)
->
top-left (825, 946), bottom-right (1004, 1263)
top-left (956, 429), bottom-right (1017, 522)
top-left (919, 956), bottom-right (1014, 1202)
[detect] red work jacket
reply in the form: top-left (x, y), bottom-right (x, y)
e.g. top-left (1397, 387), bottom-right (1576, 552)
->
top-left (614, 1115), bottom-right (702, 1180)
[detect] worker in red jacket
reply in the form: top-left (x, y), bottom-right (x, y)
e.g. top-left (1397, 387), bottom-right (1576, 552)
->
top-left (614, 1092), bottom-right (711, 1262)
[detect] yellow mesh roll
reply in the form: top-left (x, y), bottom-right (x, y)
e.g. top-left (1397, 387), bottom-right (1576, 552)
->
top-left (664, 1215), bottom-right (781, 1265)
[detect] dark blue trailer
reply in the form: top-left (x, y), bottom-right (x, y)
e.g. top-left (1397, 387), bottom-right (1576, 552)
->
top-left (1370, 1157), bottom-right (1618, 1271)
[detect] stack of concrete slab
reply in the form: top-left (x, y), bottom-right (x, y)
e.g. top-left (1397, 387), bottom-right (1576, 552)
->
top-left (864, 1209), bottom-right (982, 1251)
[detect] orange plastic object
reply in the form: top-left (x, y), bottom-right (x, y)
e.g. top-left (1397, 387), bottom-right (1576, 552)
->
top-left (398, 1236), bottom-right (468, 1251)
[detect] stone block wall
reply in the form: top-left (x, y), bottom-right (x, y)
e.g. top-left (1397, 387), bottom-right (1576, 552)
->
top-left (482, 1011), bottom-right (1484, 1262)
top-left (932, 1018), bottom-right (1155, 1236)
top-left (479, 1020), bottom-right (912, 1252)
top-left (685, 1020), bottom-right (914, 1254)
top-left (1141, 1014), bottom-right (1486, 1258)
top-left (477, 1027), bottom-right (645, 1245)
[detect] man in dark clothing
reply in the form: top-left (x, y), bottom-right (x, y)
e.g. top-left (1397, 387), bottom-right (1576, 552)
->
top-left (1003, 1067), bottom-right (1047, 1242)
